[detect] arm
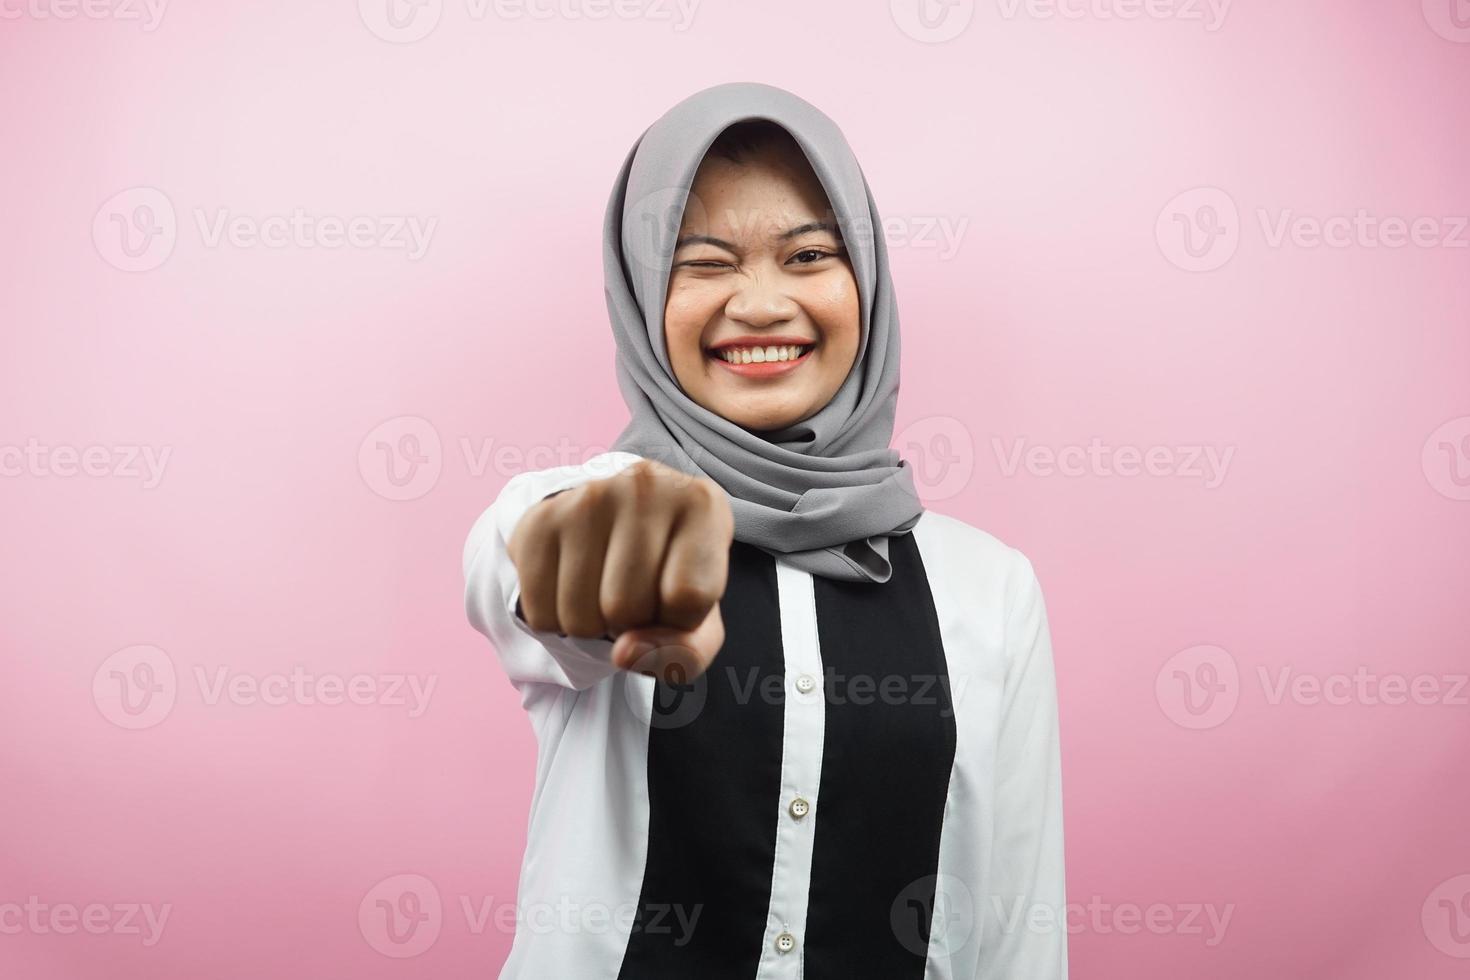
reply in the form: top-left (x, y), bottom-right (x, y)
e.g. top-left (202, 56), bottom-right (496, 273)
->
top-left (974, 550), bottom-right (1069, 979)
top-left (462, 452), bottom-right (644, 692)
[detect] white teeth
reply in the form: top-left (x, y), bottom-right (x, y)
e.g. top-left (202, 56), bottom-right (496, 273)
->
top-left (716, 345), bottom-right (809, 364)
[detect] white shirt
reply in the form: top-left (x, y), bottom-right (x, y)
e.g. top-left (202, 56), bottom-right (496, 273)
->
top-left (463, 451), bottom-right (1068, 980)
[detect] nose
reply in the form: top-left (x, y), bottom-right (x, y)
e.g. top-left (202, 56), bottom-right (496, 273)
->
top-left (724, 272), bottom-right (800, 328)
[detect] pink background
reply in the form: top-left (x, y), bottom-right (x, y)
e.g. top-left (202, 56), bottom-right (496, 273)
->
top-left (3, 1), bottom-right (1469, 977)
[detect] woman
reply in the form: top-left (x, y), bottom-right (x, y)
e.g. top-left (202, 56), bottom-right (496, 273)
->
top-left (463, 81), bottom-right (1068, 979)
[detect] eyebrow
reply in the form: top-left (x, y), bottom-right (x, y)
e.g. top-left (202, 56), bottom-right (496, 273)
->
top-left (674, 220), bottom-right (839, 253)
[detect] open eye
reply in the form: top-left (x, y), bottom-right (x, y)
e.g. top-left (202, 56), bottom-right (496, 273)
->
top-left (788, 248), bottom-right (834, 265)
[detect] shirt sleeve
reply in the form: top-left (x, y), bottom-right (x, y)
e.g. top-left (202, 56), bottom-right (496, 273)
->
top-left (974, 549), bottom-right (1069, 979)
top-left (462, 452), bottom-right (645, 694)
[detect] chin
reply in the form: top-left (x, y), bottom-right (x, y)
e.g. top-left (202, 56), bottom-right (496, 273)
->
top-left (698, 390), bottom-right (819, 432)
top-left (728, 407), bottom-right (811, 433)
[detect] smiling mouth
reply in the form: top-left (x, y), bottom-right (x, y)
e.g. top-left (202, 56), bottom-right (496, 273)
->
top-left (709, 343), bottom-right (814, 365)
top-left (706, 342), bottom-right (816, 379)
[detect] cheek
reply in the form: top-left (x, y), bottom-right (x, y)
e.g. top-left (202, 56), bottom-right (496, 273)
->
top-left (663, 288), bottom-right (707, 359)
top-left (805, 273), bottom-right (861, 355)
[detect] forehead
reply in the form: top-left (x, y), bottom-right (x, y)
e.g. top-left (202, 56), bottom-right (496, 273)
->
top-left (680, 149), bottom-right (836, 239)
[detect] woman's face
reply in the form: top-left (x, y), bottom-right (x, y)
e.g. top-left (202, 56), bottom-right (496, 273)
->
top-left (663, 141), bottom-right (860, 433)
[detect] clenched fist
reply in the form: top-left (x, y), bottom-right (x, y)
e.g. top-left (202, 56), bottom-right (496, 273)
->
top-left (507, 459), bottom-right (735, 682)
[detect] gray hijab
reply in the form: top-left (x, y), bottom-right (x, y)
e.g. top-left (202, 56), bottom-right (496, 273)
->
top-left (604, 81), bottom-right (923, 584)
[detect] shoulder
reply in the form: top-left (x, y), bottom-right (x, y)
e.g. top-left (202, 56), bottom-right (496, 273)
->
top-left (909, 507), bottom-right (1050, 673)
top-left (912, 507), bottom-right (1039, 596)
top-left (910, 507), bottom-right (1046, 655)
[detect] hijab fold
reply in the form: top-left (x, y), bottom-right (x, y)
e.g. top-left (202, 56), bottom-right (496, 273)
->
top-left (605, 81), bottom-right (923, 584)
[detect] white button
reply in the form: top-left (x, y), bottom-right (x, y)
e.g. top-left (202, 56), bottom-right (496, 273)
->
top-left (789, 797), bottom-right (810, 820)
top-left (794, 673), bottom-right (817, 694)
top-left (775, 931), bottom-right (797, 954)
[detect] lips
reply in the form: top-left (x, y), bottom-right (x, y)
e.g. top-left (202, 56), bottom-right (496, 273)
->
top-left (707, 332), bottom-right (817, 351)
top-left (707, 341), bottom-right (815, 378)
top-left (711, 343), bottom-right (812, 365)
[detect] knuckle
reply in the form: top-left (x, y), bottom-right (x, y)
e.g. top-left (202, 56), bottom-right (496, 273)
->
top-left (661, 581), bottom-right (718, 621)
top-left (613, 460), bottom-right (657, 491)
top-left (689, 479), bottom-right (733, 528)
top-left (627, 459), bottom-right (662, 485)
top-left (570, 480), bottom-right (607, 511)
top-left (698, 475), bottom-right (724, 499)
top-left (636, 458), bottom-right (674, 480)
top-left (682, 479), bottom-right (713, 509)
top-left (560, 484), bottom-right (611, 529)
top-left (620, 465), bottom-right (660, 510)
top-left (508, 512), bottom-right (546, 558)
top-left (601, 590), bottom-right (653, 631)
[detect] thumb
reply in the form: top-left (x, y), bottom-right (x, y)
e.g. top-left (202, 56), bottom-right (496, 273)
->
top-left (610, 604), bottom-right (724, 683)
